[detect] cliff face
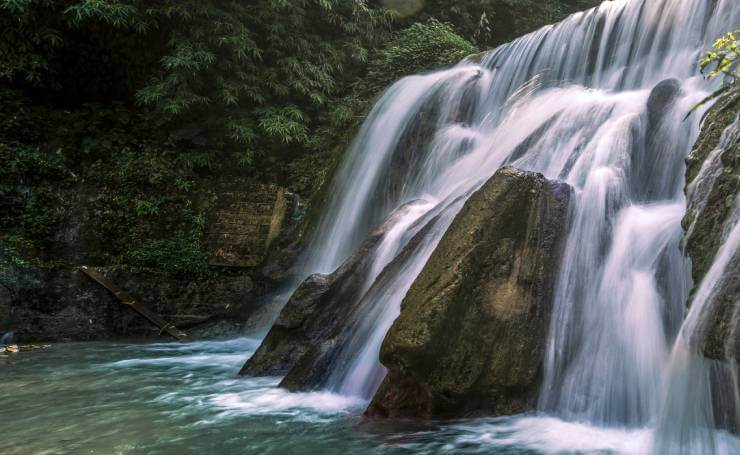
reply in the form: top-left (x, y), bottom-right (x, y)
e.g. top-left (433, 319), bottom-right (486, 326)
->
top-left (682, 94), bottom-right (740, 362)
top-left (367, 167), bottom-right (571, 419)
top-left (5, 268), bottom-right (257, 342)
top-left (0, 182), bottom-right (302, 342)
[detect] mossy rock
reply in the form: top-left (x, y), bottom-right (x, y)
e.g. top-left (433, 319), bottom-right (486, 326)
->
top-left (682, 94), bottom-right (740, 362)
top-left (367, 166), bottom-right (572, 419)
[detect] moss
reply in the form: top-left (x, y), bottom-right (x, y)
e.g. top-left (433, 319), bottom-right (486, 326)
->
top-left (686, 95), bottom-right (739, 183)
top-left (0, 90), bottom-right (215, 278)
top-left (370, 167), bottom-right (571, 418)
top-left (684, 94), bottom-right (739, 286)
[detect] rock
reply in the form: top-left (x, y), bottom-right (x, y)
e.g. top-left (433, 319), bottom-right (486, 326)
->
top-left (701, 251), bottom-right (740, 362)
top-left (205, 182), bottom-right (291, 268)
top-left (681, 93), bottom-right (740, 362)
top-left (239, 210), bottom-right (400, 377)
top-left (646, 78), bottom-right (681, 126)
top-left (633, 78), bottom-right (684, 201)
top-left (10, 268), bottom-right (257, 342)
top-left (239, 274), bottom-right (332, 376)
top-left (239, 200), bottom-right (436, 381)
top-left (280, 214), bottom-right (438, 391)
top-left (683, 95), bottom-right (739, 284)
top-left (366, 166), bottom-right (571, 419)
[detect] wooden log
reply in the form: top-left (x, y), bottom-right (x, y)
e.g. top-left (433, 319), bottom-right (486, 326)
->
top-left (79, 266), bottom-right (188, 341)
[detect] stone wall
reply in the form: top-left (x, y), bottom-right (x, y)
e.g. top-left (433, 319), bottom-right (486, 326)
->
top-left (206, 183), bottom-right (290, 267)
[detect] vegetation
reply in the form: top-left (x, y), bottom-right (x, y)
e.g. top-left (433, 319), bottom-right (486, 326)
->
top-left (700, 31), bottom-right (739, 84)
top-left (0, 1), bottom-right (481, 279)
top-left (0, 0), bottom-right (599, 281)
top-left (416, 0), bottom-right (601, 46)
top-left (689, 30), bottom-right (739, 117)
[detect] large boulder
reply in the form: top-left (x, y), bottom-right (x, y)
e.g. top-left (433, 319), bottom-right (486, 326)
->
top-left (239, 202), bottom-right (430, 378)
top-left (632, 78), bottom-right (685, 201)
top-left (279, 214), bottom-right (439, 392)
top-left (682, 94), bottom-right (740, 362)
top-left (367, 166), bottom-right (571, 419)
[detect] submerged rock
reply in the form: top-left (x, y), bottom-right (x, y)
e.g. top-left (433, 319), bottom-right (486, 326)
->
top-left (367, 166), bottom-right (571, 419)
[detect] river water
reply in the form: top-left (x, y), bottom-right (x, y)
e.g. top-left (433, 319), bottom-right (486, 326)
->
top-left (4, 0), bottom-right (739, 452)
top-left (8, 338), bottom-right (739, 454)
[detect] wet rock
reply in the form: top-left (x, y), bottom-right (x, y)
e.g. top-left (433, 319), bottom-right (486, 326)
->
top-left (239, 211), bottom-right (400, 377)
top-left (701, 251), bottom-right (740, 362)
top-left (633, 78), bottom-right (684, 201)
top-left (239, 274), bottom-right (332, 377)
top-left (646, 78), bottom-right (681, 126)
top-left (280, 216), bottom-right (438, 391)
top-left (367, 166), bottom-right (571, 419)
top-left (683, 94), bottom-right (739, 285)
top-left (240, 200), bottom-right (437, 383)
top-left (682, 94), bottom-right (740, 363)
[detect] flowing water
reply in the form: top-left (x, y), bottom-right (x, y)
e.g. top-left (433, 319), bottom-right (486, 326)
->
top-left (4, 0), bottom-right (740, 452)
top-left (296, 0), bottom-right (740, 449)
top-left (304, 0), bottom-right (738, 412)
top-left (7, 339), bottom-right (740, 454)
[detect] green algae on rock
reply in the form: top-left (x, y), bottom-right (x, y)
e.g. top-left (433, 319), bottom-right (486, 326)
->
top-left (682, 94), bottom-right (740, 363)
top-left (367, 166), bottom-right (571, 419)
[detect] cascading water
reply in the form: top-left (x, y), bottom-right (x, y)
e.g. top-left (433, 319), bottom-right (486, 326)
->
top-left (282, 0), bottom-right (739, 448)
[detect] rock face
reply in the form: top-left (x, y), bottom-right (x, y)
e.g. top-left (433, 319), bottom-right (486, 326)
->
top-left (205, 182), bottom-right (293, 268)
top-left (240, 201), bottom-right (438, 387)
top-left (239, 215), bottom-right (396, 377)
top-left (4, 268), bottom-right (256, 342)
top-left (1, 179), bottom-right (303, 342)
top-left (682, 94), bottom-right (740, 362)
top-left (367, 166), bottom-right (571, 419)
top-left (701, 251), bottom-right (740, 362)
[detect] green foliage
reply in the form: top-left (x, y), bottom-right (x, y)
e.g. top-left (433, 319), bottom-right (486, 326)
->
top-left (367, 19), bottom-right (478, 86)
top-left (0, 89), bottom-right (212, 277)
top-left (688, 31), bottom-right (739, 118)
top-left (1, 0), bottom-right (393, 164)
top-left (122, 229), bottom-right (208, 277)
top-left (393, 0), bottom-right (600, 46)
top-left (700, 31), bottom-right (739, 85)
top-left (290, 19), bottom-right (478, 203)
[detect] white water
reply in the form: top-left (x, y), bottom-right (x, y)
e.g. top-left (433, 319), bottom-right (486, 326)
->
top-left (263, 0), bottom-right (740, 451)
top-left (19, 338), bottom-right (740, 454)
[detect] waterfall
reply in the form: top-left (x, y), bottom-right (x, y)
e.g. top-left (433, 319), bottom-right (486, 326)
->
top-left (286, 0), bottom-right (739, 440)
top-left (654, 197), bottom-right (740, 454)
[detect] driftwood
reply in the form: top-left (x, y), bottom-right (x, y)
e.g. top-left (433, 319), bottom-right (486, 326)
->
top-left (79, 266), bottom-right (188, 341)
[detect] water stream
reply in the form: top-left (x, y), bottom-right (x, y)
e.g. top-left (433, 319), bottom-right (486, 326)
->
top-left (300, 0), bottom-right (739, 418)
top-left (4, 0), bottom-right (740, 452)
top-left (7, 339), bottom-right (739, 454)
